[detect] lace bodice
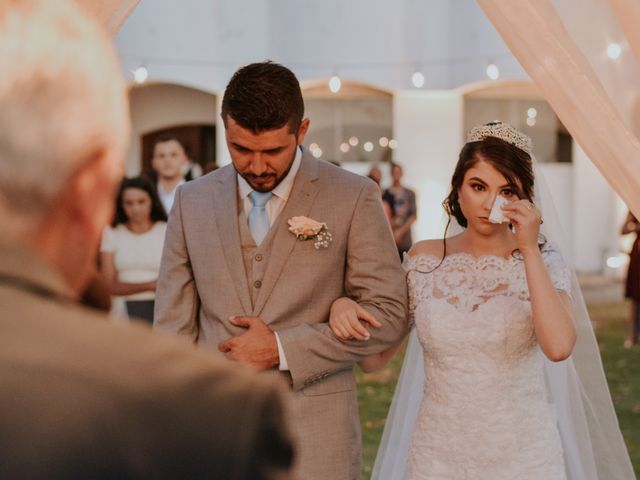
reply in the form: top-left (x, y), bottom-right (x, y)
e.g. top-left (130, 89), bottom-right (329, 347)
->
top-left (403, 244), bottom-right (570, 479)
top-left (404, 244), bottom-right (571, 322)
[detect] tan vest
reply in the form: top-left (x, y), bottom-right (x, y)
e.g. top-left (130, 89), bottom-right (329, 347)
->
top-left (238, 210), bottom-right (277, 307)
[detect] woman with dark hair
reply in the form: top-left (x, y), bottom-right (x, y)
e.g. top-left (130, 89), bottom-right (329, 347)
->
top-left (621, 210), bottom-right (640, 347)
top-left (328, 123), bottom-right (632, 479)
top-left (100, 176), bottom-right (168, 323)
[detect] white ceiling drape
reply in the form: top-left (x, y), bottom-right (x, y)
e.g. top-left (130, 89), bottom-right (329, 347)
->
top-left (609, 0), bottom-right (640, 65)
top-left (478, 0), bottom-right (640, 221)
top-left (74, 0), bottom-right (139, 35)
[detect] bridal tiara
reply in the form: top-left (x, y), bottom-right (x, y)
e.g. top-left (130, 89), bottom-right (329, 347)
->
top-left (467, 121), bottom-right (533, 155)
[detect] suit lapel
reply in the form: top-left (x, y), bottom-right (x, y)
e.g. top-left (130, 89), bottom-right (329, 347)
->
top-left (253, 154), bottom-right (320, 317)
top-left (213, 166), bottom-right (252, 315)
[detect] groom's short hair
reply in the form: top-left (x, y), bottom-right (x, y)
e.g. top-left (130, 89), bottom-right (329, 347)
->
top-left (221, 61), bottom-right (304, 134)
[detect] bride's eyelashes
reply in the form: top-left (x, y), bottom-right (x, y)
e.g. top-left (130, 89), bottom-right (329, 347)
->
top-left (468, 182), bottom-right (515, 198)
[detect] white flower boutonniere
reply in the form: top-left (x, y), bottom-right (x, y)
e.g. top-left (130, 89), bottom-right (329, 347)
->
top-left (288, 216), bottom-right (333, 249)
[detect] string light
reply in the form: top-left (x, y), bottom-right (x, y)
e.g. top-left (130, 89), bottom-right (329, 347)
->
top-left (312, 148), bottom-right (323, 158)
top-left (340, 143), bottom-right (350, 153)
top-left (133, 65), bottom-right (148, 84)
top-left (388, 139), bottom-right (398, 149)
top-left (527, 107), bottom-right (537, 118)
top-left (526, 117), bottom-right (536, 127)
top-left (607, 43), bottom-right (621, 59)
top-left (379, 137), bottom-right (389, 147)
top-left (329, 75), bottom-right (341, 93)
top-left (348, 136), bottom-right (359, 147)
top-left (411, 71), bottom-right (425, 88)
top-left (486, 63), bottom-right (499, 80)
top-left (363, 141), bottom-right (374, 152)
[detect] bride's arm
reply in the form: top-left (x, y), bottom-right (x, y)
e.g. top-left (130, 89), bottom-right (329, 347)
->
top-left (358, 339), bottom-right (405, 373)
top-left (522, 249), bottom-right (575, 361)
top-left (502, 201), bottom-right (576, 362)
top-left (330, 297), bottom-right (407, 372)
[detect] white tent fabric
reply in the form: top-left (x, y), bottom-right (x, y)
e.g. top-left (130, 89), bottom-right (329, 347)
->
top-left (478, 0), bottom-right (640, 221)
top-left (74, 0), bottom-right (139, 35)
top-left (609, 0), bottom-right (640, 65)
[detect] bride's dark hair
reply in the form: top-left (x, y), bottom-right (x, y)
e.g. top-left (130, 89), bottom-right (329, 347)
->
top-left (421, 136), bottom-right (539, 273)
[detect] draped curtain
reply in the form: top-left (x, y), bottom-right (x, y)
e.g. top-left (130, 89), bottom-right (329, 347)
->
top-left (477, 0), bottom-right (640, 217)
top-left (73, 0), bottom-right (139, 35)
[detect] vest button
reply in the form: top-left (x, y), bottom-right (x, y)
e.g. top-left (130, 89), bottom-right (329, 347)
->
top-left (254, 280), bottom-right (262, 288)
top-left (255, 254), bottom-right (263, 262)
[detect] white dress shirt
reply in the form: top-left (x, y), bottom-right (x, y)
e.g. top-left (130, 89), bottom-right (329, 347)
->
top-left (236, 147), bottom-right (303, 371)
top-left (157, 179), bottom-right (185, 215)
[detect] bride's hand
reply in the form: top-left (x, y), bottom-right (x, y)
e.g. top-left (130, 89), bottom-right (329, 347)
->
top-left (501, 199), bottom-right (542, 254)
top-left (329, 297), bottom-right (382, 341)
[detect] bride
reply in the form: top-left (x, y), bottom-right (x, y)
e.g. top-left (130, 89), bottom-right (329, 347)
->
top-left (329, 122), bottom-right (635, 479)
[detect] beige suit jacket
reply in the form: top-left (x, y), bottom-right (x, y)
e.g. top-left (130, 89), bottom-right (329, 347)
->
top-left (0, 240), bottom-right (292, 480)
top-left (154, 151), bottom-right (408, 479)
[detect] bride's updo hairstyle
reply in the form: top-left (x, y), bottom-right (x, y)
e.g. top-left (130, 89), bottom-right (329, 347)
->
top-left (443, 122), bottom-right (535, 229)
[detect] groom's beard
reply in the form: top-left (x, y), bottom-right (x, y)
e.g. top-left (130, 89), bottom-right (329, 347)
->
top-left (239, 146), bottom-right (297, 193)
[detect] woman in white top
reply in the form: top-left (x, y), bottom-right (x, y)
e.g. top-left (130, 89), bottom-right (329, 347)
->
top-left (100, 176), bottom-right (168, 323)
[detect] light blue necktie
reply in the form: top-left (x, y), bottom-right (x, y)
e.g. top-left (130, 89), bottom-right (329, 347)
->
top-left (248, 190), bottom-right (272, 245)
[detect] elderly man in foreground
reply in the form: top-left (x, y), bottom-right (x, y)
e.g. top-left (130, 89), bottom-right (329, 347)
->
top-left (0, 1), bottom-right (292, 478)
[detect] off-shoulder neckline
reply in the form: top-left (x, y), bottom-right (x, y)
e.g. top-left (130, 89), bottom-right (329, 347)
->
top-left (404, 251), bottom-right (518, 264)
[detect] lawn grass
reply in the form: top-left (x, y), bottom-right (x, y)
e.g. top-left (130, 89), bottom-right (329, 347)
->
top-left (356, 301), bottom-right (640, 479)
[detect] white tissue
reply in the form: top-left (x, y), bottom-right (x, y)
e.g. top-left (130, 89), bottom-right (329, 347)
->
top-left (488, 195), bottom-right (509, 224)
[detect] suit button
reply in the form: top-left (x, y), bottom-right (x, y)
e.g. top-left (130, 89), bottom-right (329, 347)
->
top-left (255, 254), bottom-right (263, 262)
top-left (254, 280), bottom-right (262, 288)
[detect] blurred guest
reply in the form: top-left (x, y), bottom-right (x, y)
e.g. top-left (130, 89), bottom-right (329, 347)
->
top-left (100, 176), bottom-right (167, 323)
top-left (80, 268), bottom-right (112, 312)
top-left (622, 211), bottom-right (640, 347)
top-left (151, 135), bottom-right (189, 214)
top-left (183, 157), bottom-right (203, 181)
top-left (384, 163), bottom-right (417, 255)
top-left (202, 162), bottom-right (219, 175)
top-left (367, 165), bottom-right (382, 186)
top-left (0, 2), bottom-right (293, 478)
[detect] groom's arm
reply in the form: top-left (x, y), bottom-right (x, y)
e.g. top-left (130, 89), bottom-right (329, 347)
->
top-left (276, 180), bottom-right (409, 391)
top-left (153, 187), bottom-right (200, 342)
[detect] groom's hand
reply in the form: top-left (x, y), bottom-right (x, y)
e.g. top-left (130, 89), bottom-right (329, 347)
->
top-left (218, 316), bottom-right (280, 370)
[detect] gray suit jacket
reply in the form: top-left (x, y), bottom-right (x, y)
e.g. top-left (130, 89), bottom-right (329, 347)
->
top-left (0, 240), bottom-right (292, 480)
top-left (154, 151), bottom-right (407, 479)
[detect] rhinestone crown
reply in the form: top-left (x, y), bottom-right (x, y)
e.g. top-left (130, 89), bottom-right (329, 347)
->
top-left (467, 121), bottom-right (533, 155)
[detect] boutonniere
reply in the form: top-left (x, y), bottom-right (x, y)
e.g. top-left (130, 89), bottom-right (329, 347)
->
top-left (288, 216), bottom-right (333, 249)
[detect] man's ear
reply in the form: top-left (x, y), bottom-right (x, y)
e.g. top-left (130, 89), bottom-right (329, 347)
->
top-left (64, 147), bottom-right (121, 239)
top-left (296, 118), bottom-right (311, 145)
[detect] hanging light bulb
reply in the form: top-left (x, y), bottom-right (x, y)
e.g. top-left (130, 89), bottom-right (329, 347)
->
top-left (388, 139), bottom-right (398, 149)
top-left (329, 75), bottom-right (341, 93)
top-left (411, 71), bottom-right (425, 88)
top-left (340, 143), bottom-right (350, 153)
top-left (379, 137), bottom-right (389, 148)
top-left (133, 65), bottom-right (148, 84)
top-left (527, 107), bottom-right (538, 118)
top-left (363, 141), bottom-right (374, 152)
top-left (607, 43), bottom-right (622, 59)
top-left (312, 148), bottom-right (323, 158)
top-left (348, 136), bottom-right (359, 147)
top-left (486, 63), bottom-right (499, 80)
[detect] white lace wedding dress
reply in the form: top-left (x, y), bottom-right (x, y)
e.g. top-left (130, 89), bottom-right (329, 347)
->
top-left (403, 244), bottom-right (571, 480)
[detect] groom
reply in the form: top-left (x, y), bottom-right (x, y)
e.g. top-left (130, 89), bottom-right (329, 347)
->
top-left (154, 61), bottom-right (407, 479)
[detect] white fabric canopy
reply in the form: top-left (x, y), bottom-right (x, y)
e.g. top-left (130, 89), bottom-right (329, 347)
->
top-left (477, 0), bottom-right (640, 218)
top-left (610, 0), bottom-right (640, 65)
top-left (74, 0), bottom-right (139, 35)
